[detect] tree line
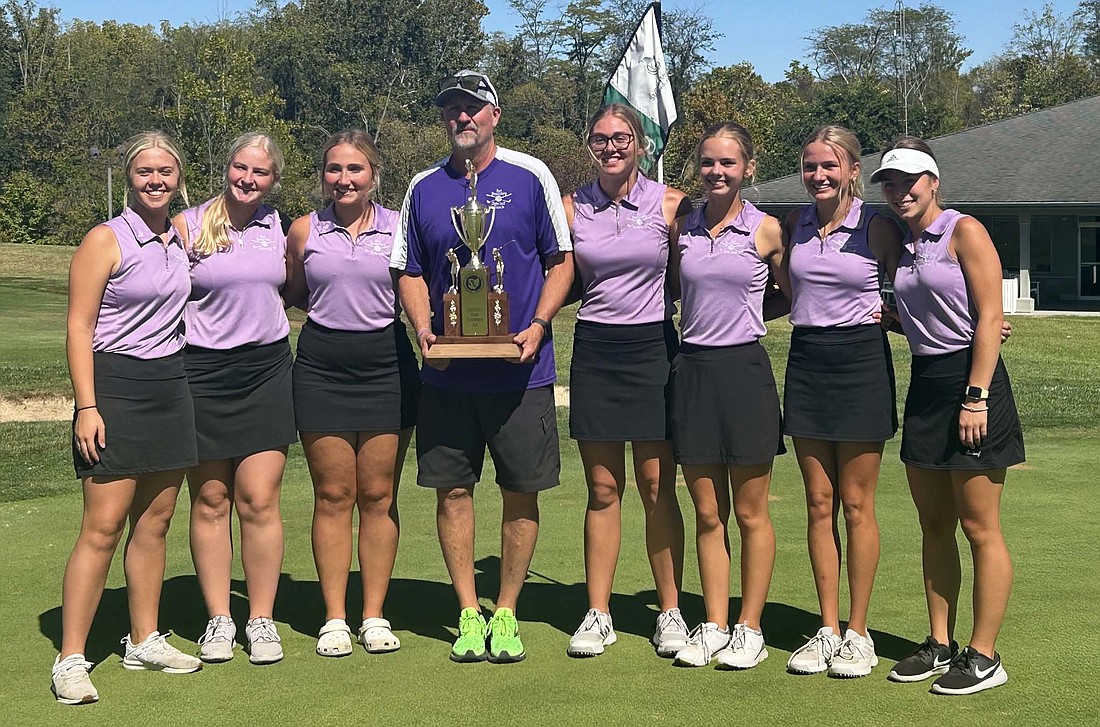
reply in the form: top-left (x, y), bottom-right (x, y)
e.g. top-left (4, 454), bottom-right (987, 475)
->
top-left (1, 0), bottom-right (1098, 245)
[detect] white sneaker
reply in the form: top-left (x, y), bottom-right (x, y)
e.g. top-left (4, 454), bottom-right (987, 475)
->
top-left (51, 654), bottom-right (98, 705)
top-left (567, 609), bottom-right (617, 657)
top-left (828, 628), bottom-right (878, 677)
top-left (786, 626), bottom-right (841, 674)
top-left (198, 615), bottom-right (236, 663)
top-left (673, 622), bottom-right (731, 667)
top-left (716, 623), bottom-right (769, 670)
top-left (245, 617), bottom-right (284, 665)
top-left (652, 608), bottom-right (690, 658)
top-left (359, 617), bottom-right (401, 654)
top-left (122, 631), bottom-right (202, 673)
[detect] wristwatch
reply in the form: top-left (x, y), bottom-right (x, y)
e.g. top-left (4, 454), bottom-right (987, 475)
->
top-left (531, 317), bottom-right (552, 336)
top-left (964, 386), bottom-right (989, 401)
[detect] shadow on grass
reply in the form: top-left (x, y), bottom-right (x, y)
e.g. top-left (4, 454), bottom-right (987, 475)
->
top-left (39, 567), bottom-right (918, 662)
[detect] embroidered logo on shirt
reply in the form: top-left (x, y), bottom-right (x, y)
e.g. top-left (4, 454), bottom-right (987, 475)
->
top-left (251, 236), bottom-right (278, 250)
top-left (364, 236), bottom-right (392, 257)
top-left (486, 189), bottom-right (512, 209)
top-left (626, 214), bottom-right (648, 229)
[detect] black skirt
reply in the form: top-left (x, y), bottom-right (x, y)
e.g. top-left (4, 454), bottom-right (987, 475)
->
top-left (184, 339), bottom-right (297, 460)
top-left (569, 319), bottom-right (678, 441)
top-left (671, 342), bottom-right (786, 465)
top-left (901, 349), bottom-right (1025, 470)
top-left (783, 324), bottom-right (898, 442)
top-left (73, 351), bottom-right (198, 478)
top-left (293, 319), bottom-right (420, 433)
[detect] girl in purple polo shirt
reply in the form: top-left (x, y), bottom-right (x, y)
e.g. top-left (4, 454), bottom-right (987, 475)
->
top-left (564, 104), bottom-right (693, 659)
top-left (283, 130), bottom-right (419, 658)
top-left (780, 126), bottom-right (905, 678)
top-left (53, 131), bottom-right (202, 705)
top-left (667, 123), bottom-right (787, 669)
top-left (174, 133), bottom-right (295, 666)
top-left (873, 138), bottom-right (1023, 695)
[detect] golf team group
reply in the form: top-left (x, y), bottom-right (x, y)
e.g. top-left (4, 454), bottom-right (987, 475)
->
top-left (50, 70), bottom-right (1025, 705)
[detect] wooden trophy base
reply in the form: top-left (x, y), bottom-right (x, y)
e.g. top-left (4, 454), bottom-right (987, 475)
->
top-left (427, 335), bottom-right (521, 361)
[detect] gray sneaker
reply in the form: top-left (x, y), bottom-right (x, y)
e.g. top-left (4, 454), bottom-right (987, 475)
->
top-left (51, 654), bottom-right (98, 705)
top-left (122, 631), bottom-right (202, 673)
top-left (567, 609), bottom-right (617, 657)
top-left (652, 608), bottom-right (690, 657)
top-left (245, 617), bottom-right (284, 665)
top-left (198, 615), bottom-right (236, 663)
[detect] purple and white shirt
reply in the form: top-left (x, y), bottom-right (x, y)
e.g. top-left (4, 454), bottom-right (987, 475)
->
top-left (305, 202), bottom-right (401, 332)
top-left (678, 201), bottom-right (770, 347)
top-left (182, 199), bottom-right (290, 349)
top-left (390, 147), bottom-right (571, 393)
top-left (893, 208), bottom-right (976, 356)
top-left (93, 206), bottom-right (190, 359)
top-left (572, 173), bottom-right (673, 325)
top-left (788, 198), bottom-right (882, 328)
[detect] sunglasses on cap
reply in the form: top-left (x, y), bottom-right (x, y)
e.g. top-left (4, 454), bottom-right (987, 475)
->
top-left (438, 74), bottom-right (493, 95)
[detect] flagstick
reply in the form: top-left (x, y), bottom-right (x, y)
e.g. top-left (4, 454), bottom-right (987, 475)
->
top-left (657, 155), bottom-right (664, 184)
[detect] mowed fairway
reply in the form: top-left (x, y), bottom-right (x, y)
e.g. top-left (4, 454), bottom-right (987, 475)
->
top-left (1, 243), bottom-right (1098, 725)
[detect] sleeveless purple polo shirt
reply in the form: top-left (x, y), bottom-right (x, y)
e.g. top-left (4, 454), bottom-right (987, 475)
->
top-left (678, 201), bottom-right (770, 347)
top-left (788, 198), bottom-right (882, 328)
top-left (572, 173), bottom-right (674, 324)
top-left (893, 209), bottom-right (976, 356)
top-left (93, 206), bottom-right (190, 359)
top-left (305, 202), bottom-right (400, 332)
top-left (183, 199), bottom-right (290, 349)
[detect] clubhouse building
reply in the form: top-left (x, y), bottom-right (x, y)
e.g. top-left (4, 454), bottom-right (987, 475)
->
top-left (754, 95), bottom-right (1100, 312)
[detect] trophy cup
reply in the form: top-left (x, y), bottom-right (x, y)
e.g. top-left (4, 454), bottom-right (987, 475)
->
top-left (428, 159), bottom-right (518, 361)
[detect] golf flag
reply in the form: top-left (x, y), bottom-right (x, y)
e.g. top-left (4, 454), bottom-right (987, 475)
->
top-left (602, 2), bottom-right (677, 176)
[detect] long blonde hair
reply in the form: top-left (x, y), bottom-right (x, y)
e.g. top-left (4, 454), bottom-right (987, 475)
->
top-left (800, 125), bottom-right (864, 210)
top-left (121, 131), bottom-right (189, 209)
top-left (193, 132), bottom-right (285, 256)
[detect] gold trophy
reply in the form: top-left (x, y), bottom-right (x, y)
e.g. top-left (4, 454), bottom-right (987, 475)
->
top-left (428, 159), bottom-right (518, 360)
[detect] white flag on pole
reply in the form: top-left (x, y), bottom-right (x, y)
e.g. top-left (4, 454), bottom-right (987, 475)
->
top-left (602, 2), bottom-right (677, 176)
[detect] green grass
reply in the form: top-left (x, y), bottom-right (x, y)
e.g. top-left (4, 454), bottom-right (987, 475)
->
top-left (1, 244), bottom-right (1099, 724)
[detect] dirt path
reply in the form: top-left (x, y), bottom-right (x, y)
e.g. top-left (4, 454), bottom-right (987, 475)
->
top-left (0, 389), bottom-right (571, 424)
top-left (0, 396), bottom-right (72, 423)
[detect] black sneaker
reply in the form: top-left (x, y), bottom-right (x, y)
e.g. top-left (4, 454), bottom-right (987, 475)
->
top-left (930, 646), bottom-right (1008, 695)
top-left (888, 636), bottom-right (956, 682)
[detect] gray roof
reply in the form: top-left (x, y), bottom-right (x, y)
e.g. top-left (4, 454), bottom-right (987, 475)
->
top-left (754, 95), bottom-right (1100, 207)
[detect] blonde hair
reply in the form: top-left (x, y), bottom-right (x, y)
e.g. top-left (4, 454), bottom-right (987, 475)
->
top-left (695, 121), bottom-right (757, 187)
top-left (121, 131), bottom-right (189, 209)
top-left (800, 125), bottom-right (864, 208)
top-left (585, 103), bottom-right (653, 171)
top-left (321, 130), bottom-right (382, 201)
top-left (193, 132), bottom-right (285, 256)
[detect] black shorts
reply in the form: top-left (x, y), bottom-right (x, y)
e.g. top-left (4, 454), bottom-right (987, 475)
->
top-left (671, 342), bottom-right (786, 465)
top-left (415, 384), bottom-right (559, 492)
top-left (293, 319), bottom-right (420, 433)
top-left (73, 351), bottom-right (198, 479)
top-left (783, 324), bottom-right (898, 442)
top-left (184, 338), bottom-right (297, 460)
top-left (569, 319), bottom-right (677, 441)
top-left (901, 349), bottom-right (1025, 470)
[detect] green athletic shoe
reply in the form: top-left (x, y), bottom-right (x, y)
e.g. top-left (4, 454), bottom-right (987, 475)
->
top-left (487, 607), bottom-right (526, 663)
top-left (450, 607), bottom-right (488, 663)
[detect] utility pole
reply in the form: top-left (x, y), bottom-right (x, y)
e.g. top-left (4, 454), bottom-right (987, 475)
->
top-left (894, 1), bottom-right (909, 135)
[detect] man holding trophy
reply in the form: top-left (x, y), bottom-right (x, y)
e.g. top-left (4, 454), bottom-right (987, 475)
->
top-left (390, 70), bottom-right (573, 663)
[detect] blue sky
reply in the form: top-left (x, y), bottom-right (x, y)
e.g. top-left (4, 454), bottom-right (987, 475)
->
top-left (52, 0), bottom-right (1085, 82)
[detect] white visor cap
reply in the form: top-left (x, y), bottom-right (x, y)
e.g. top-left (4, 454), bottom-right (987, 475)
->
top-left (869, 148), bottom-right (940, 184)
